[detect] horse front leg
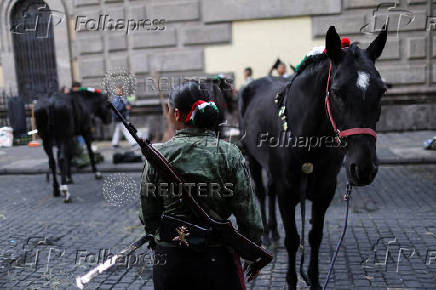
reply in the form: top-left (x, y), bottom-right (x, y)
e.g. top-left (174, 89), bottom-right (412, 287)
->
top-left (57, 142), bottom-right (71, 202)
top-left (277, 191), bottom-right (299, 289)
top-left (308, 184), bottom-right (335, 289)
top-left (267, 177), bottom-right (279, 242)
top-left (82, 132), bottom-right (102, 179)
top-left (66, 138), bottom-right (74, 184)
top-left (248, 157), bottom-right (270, 245)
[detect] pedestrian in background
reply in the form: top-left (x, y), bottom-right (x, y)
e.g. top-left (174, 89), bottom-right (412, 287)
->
top-left (111, 86), bottom-right (136, 148)
top-left (243, 67), bottom-right (254, 85)
top-left (268, 58), bottom-right (290, 78)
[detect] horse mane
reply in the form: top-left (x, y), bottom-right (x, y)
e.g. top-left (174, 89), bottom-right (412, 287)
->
top-left (296, 53), bottom-right (329, 75)
top-left (275, 53), bottom-right (328, 107)
top-left (293, 42), bottom-right (360, 76)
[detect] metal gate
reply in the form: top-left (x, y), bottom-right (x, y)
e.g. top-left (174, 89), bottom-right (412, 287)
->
top-left (10, 0), bottom-right (59, 104)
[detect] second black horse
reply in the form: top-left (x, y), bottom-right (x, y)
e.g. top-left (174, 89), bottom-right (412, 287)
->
top-left (35, 89), bottom-right (111, 202)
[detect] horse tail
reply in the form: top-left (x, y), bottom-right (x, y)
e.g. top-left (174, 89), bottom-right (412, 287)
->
top-left (34, 99), bottom-right (50, 140)
top-left (48, 97), bottom-right (56, 137)
top-left (237, 84), bottom-right (252, 126)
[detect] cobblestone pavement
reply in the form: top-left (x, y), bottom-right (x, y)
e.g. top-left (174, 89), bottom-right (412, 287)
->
top-left (0, 165), bottom-right (436, 289)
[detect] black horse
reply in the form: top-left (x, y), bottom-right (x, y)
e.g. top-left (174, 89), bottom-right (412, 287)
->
top-left (238, 26), bottom-right (387, 289)
top-left (238, 76), bottom-right (289, 246)
top-left (35, 89), bottom-right (111, 202)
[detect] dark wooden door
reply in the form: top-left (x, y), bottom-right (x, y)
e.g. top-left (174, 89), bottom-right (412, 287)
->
top-left (11, 0), bottom-right (59, 103)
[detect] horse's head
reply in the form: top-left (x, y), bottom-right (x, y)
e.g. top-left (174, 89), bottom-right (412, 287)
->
top-left (95, 92), bottom-right (112, 124)
top-left (213, 76), bottom-right (234, 105)
top-left (72, 90), bottom-right (112, 124)
top-left (325, 26), bottom-right (387, 186)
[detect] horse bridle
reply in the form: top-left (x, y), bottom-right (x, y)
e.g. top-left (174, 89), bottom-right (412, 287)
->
top-left (324, 62), bottom-right (377, 143)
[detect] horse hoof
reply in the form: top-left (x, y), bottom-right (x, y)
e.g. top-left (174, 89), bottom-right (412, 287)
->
top-left (60, 185), bottom-right (68, 197)
top-left (286, 276), bottom-right (297, 290)
top-left (64, 191), bottom-right (72, 203)
top-left (95, 172), bottom-right (102, 179)
top-left (262, 234), bottom-right (271, 247)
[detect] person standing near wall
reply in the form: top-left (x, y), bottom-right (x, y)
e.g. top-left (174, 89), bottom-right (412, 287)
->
top-left (111, 86), bottom-right (136, 148)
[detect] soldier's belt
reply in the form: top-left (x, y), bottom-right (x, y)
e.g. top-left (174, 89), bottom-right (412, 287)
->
top-left (159, 214), bottom-right (216, 252)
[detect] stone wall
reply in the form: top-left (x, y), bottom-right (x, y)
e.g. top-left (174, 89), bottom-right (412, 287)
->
top-left (0, 0), bottom-right (434, 133)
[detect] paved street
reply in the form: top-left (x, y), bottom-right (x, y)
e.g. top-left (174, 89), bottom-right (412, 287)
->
top-left (0, 164), bottom-right (435, 289)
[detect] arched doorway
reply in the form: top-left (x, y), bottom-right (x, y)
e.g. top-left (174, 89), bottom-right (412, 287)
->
top-left (10, 0), bottom-right (59, 103)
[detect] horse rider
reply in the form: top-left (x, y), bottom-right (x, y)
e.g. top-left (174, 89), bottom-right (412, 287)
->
top-left (139, 80), bottom-right (263, 290)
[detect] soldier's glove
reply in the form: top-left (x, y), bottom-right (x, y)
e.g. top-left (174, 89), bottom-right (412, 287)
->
top-left (243, 259), bottom-right (261, 282)
top-left (145, 234), bottom-right (156, 250)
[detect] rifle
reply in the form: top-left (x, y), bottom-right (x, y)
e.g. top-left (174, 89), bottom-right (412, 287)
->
top-left (109, 102), bottom-right (272, 281)
top-left (76, 235), bottom-right (151, 289)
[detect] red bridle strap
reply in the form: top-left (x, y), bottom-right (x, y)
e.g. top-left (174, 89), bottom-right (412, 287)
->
top-left (324, 62), bottom-right (377, 141)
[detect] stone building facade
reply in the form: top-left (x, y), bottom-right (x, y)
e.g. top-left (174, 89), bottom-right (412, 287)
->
top-left (0, 0), bottom-right (434, 132)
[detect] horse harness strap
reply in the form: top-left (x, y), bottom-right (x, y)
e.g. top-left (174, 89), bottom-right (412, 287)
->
top-left (324, 62), bottom-right (377, 142)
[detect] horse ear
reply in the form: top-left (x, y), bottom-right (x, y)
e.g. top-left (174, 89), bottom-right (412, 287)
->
top-left (325, 26), bottom-right (342, 63)
top-left (366, 25), bottom-right (387, 62)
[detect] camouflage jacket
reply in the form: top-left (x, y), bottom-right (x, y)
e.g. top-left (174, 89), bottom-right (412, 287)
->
top-left (139, 127), bottom-right (263, 244)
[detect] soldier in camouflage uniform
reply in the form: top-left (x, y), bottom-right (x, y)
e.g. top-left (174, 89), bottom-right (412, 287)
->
top-left (139, 80), bottom-right (263, 290)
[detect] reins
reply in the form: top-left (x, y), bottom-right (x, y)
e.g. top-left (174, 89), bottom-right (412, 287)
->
top-left (322, 183), bottom-right (352, 289)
